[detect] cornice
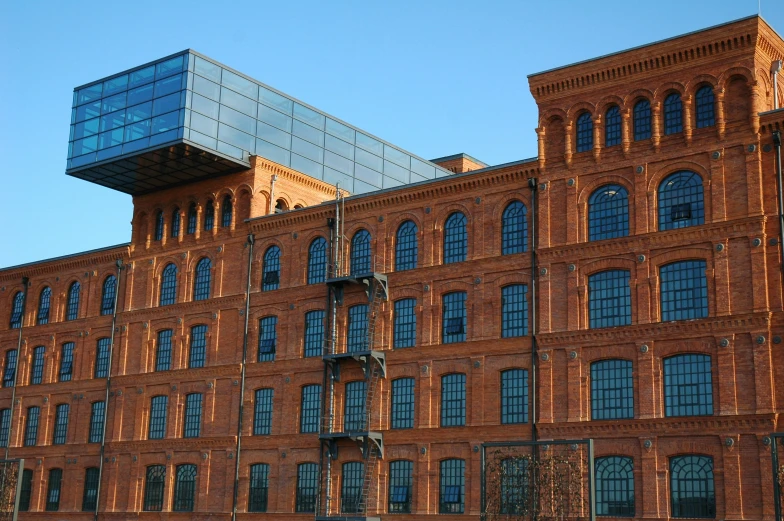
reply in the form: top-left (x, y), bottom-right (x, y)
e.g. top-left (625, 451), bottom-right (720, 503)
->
top-left (537, 312), bottom-right (771, 347)
top-left (105, 436), bottom-right (235, 453)
top-left (0, 246), bottom-right (128, 281)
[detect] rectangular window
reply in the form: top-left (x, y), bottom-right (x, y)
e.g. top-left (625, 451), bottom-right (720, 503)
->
top-left (183, 394), bottom-right (202, 438)
top-left (59, 342), bottom-right (74, 382)
top-left (344, 381), bottom-right (367, 431)
top-left (588, 270), bottom-right (631, 328)
top-left (249, 463), bottom-right (269, 512)
top-left (501, 369), bottom-right (528, 424)
top-left (82, 468), bottom-right (100, 511)
top-left (149, 396), bottom-right (168, 439)
top-left (660, 261), bottom-right (708, 322)
top-left (30, 346), bottom-right (45, 385)
top-left (156, 329), bottom-right (172, 371)
top-left (442, 292), bottom-right (467, 344)
top-left (304, 310), bottom-right (325, 357)
top-left (347, 304), bottom-right (368, 352)
top-left (391, 378), bottom-right (415, 429)
top-left (389, 460), bottom-right (413, 513)
top-left (25, 406), bottom-right (40, 446)
top-left (89, 401), bottom-right (105, 443)
top-left (664, 354), bottom-right (713, 417)
top-left (439, 459), bottom-right (465, 514)
top-left (19, 469), bottom-right (33, 511)
top-left (341, 462), bottom-right (364, 513)
top-left (501, 285), bottom-right (528, 337)
top-left (189, 325), bottom-right (207, 368)
top-left (3, 350), bottom-right (17, 387)
top-left (95, 338), bottom-right (111, 378)
top-left (296, 463), bottom-right (318, 512)
top-left (46, 468), bottom-right (63, 511)
top-left (300, 385), bottom-right (321, 433)
top-left (253, 388), bottom-right (274, 435)
top-left (52, 403), bottom-right (69, 445)
top-left (0, 409), bottom-right (11, 447)
top-left (393, 299), bottom-right (416, 348)
top-left (441, 373), bottom-right (466, 427)
top-left (591, 360), bottom-right (634, 420)
top-left (258, 316), bottom-right (277, 362)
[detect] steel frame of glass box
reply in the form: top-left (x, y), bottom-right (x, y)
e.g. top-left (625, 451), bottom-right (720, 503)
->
top-left (67, 50), bottom-right (453, 195)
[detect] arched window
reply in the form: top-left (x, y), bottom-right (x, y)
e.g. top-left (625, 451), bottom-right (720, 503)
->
top-left (66, 282), bottom-right (80, 321)
top-left (249, 463), bottom-right (270, 512)
top-left (203, 200), bottom-right (214, 231)
top-left (3, 350), bottom-right (17, 388)
top-left (101, 275), bottom-right (117, 316)
top-left (262, 246), bottom-right (281, 291)
top-left (9, 292), bottom-right (24, 329)
top-left (502, 201), bottom-right (527, 255)
top-left (159, 264), bottom-right (177, 306)
top-left (258, 316), bottom-right (277, 362)
top-left (193, 258), bottom-right (211, 301)
top-left (307, 237), bottom-right (328, 284)
top-left (395, 220), bottom-right (418, 271)
top-left (171, 207), bottom-right (180, 238)
top-left (187, 203), bottom-right (197, 234)
top-left (588, 270), bottom-right (631, 328)
top-left (663, 354), bottom-right (713, 417)
top-left (595, 456), bottom-right (635, 516)
top-left (633, 99), bottom-right (651, 140)
top-left (143, 465), bottom-right (166, 511)
top-left (589, 185), bottom-right (629, 241)
top-left (350, 230), bottom-right (372, 275)
top-left (154, 211), bottom-right (164, 241)
top-left (591, 359), bottom-right (633, 419)
top-left (443, 212), bottom-right (467, 264)
top-left (670, 455), bottom-right (715, 518)
top-left (221, 195), bottom-right (233, 228)
top-left (576, 112), bottom-right (594, 152)
top-left (37, 287), bottom-right (51, 325)
top-left (341, 461), bottom-right (364, 513)
top-left (664, 93), bottom-right (683, 135)
top-left (500, 457), bottom-right (529, 515)
top-left (275, 199), bottom-right (288, 213)
top-left (695, 86), bottom-right (715, 128)
top-left (658, 171), bottom-right (704, 230)
top-left (605, 106), bottom-right (621, 147)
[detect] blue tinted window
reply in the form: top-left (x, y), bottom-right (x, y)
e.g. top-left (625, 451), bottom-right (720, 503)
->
top-left (344, 380), bottom-right (367, 431)
top-left (576, 112), bottom-right (593, 152)
top-left (30, 347), bottom-right (44, 385)
top-left (156, 330), bottom-right (172, 371)
top-left (596, 456), bottom-right (635, 517)
top-left (350, 230), bottom-right (372, 275)
top-left (439, 459), bottom-right (465, 514)
top-left (258, 316), bottom-right (277, 362)
top-left (658, 171), bottom-right (704, 231)
top-left (46, 468), bottom-right (62, 511)
top-left (89, 401), bottom-right (105, 443)
top-left (442, 292), bottom-right (467, 344)
top-left (52, 404), bottom-right (69, 445)
top-left (66, 282), bottom-right (80, 321)
top-left (589, 185), bottom-right (629, 241)
top-left (347, 305), bottom-right (368, 353)
top-left (160, 264), bottom-right (177, 306)
top-left (300, 385), bottom-right (321, 433)
top-left (128, 84), bottom-right (153, 106)
top-left (393, 299), bottom-right (416, 348)
top-left (189, 325), bottom-right (207, 368)
top-left (204, 201), bottom-right (214, 231)
top-left (296, 463), bottom-right (318, 512)
top-left (441, 373), bottom-right (466, 427)
top-left (341, 461), bottom-right (364, 514)
top-left (502, 201), bottom-right (527, 254)
top-left (101, 276), bottom-right (117, 316)
top-left (307, 237), bottom-right (327, 284)
top-left (395, 221), bottom-right (418, 271)
top-left (3, 350), bottom-right (17, 387)
top-left (664, 93), bottom-right (683, 135)
top-left (154, 211), bottom-right (164, 241)
top-left (670, 456), bottom-right (715, 518)
top-left (59, 342), bottom-right (74, 382)
top-left (262, 246), bottom-right (280, 291)
top-left (187, 204), bottom-right (197, 234)
top-left (143, 465), bottom-right (165, 511)
top-left (171, 208), bottom-right (180, 238)
top-left (588, 270), bottom-right (631, 328)
top-left (253, 388), bottom-right (274, 435)
top-left (605, 106), bottom-right (621, 147)
top-left (501, 369), bottom-right (528, 424)
top-left (389, 460), bottom-right (413, 513)
top-left (501, 285), bottom-right (528, 337)
top-left (148, 396), bottom-right (167, 439)
top-left (591, 359), bottom-right (633, 420)
top-left (129, 65), bottom-right (155, 88)
top-left (95, 338), bottom-right (111, 378)
top-left (443, 212), bottom-right (467, 264)
top-left (391, 378), bottom-right (415, 429)
top-left (248, 463), bottom-right (269, 512)
top-left (221, 195), bottom-right (232, 228)
top-left (660, 260), bottom-right (708, 321)
top-left (664, 354), bottom-right (713, 417)
top-left (0, 409), bottom-right (11, 448)
top-left (634, 100), bottom-right (651, 140)
top-left (9, 292), bottom-right (23, 329)
top-left (37, 287), bottom-right (51, 325)
top-left (24, 407), bottom-right (39, 446)
top-left (304, 310), bottom-right (325, 358)
top-left (193, 258), bottom-right (211, 301)
top-left (695, 86), bottom-right (715, 128)
top-left (183, 393), bottom-right (202, 438)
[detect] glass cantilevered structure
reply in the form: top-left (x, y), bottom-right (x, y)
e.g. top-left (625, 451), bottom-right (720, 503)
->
top-left (67, 50), bottom-right (452, 195)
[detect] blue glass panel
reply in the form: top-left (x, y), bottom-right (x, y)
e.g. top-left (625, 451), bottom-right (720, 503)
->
top-left (125, 120), bottom-right (151, 142)
top-left (293, 103), bottom-right (325, 129)
top-left (96, 145), bottom-right (122, 161)
top-left (355, 164), bottom-right (383, 187)
top-left (153, 93), bottom-right (181, 116)
top-left (355, 179), bottom-right (378, 193)
top-left (219, 105), bottom-right (255, 134)
top-left (190, 130), bottom-right (218, 149)
top-left (383, 176), bottom-right (404, 188)
top-left (356, 132), bottom-right (383, 155)
top-left (71, 153), bottom-right (95, 167)
top-left (324, 167), bottom-right (353, 190)
top-left (384, 146), bottom-right (410, 169)
top-left (100, 111), bottom-right (125, 132)
top-left (103, 74), bottom-right (128, 96)
top-left (355, 148), bottom-right (383, 172)
top-left (292, 136), bottom-right (323, 163)
top-left (194, 56), bottom-right (221, 82)
top-left (129, 65), bottom-right (154, 88)
top-left (152, 110), bottom-right (180, 133)
top-left (77, 84), bottom-right (102, 105)
top-left (154, 74), bottom-right (182, 98)
top-left (126, 102), bottom-right (152, 123)
top-left (193, 75), bottom-right (219, 101)
top-left (128, 84), bottom-right (154, 106)
top-left (325, 150), bottom-right (353, 176)
top-left (291, 154), bottom-right (323, 179)
top-left (217, 140), bottom-right (244, 159)
top-left (218, 123), bottom-right (255, 152)
top-left (259, 86), bottom-right (292, 114)
top-left (123, 137), bottom-right (150, 153)
top-left (75, 101), bottom-right (101, 122)
top-left (257, 121), bottom-right (291, 149)
top-left (222, 69), bottom-right (258, 98)
top-left (411, 157), bottom-right (436, 179)
top-left (73, 136), bottom-right (98, 156)
top-left (256, 139), bottom-right (291, 167)
top-left (191, 94), bottom-right (219, 119)
top-left (325, 134), bottom-right (354, 159)
top-left (73, 118), bottom-right (100, 139)
top-left (221, 86), bottom-right (256, 117)
top-left (190, 112), bottom-right (218, 137)
top-left (155, 55), bottom-right (184, 78)
top-left (384, 160), bottom-right (409, 183)
top-left (326, 118), bottom-right (355, 143)
top-left (292, 120), bottom-right (324, 146)
top-left (98, 128), bottom-right (124, 149)
top-left (102, 93), bottom-right (126, 114)
top-left (258, 105), bottom-right (292, 132)
top-left (150, 128), bottom-right (179, 146)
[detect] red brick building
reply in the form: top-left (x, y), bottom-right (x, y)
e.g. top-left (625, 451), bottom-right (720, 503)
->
top-left (1, 14), bottom-right (784, 521)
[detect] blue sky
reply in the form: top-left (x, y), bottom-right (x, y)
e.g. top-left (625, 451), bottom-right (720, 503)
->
top-left (1, 0), bottom-right (782, 268)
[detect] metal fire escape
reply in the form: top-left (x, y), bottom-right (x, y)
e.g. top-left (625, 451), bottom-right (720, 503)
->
top-left (318, 187), bottom-right (387, 521)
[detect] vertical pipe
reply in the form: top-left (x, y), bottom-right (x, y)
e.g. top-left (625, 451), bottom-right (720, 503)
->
top-left (773, 131), bottom-right (784, 289)
top-left (772, 436), bottom-right (782, 521)
top-left (231, 234), bottom-right (255, 521)
top-left (527, 178), bottom-right (538, 443)
top-left (94, 259), bottom-right (123, 521)
top-left (4, 277), bottom-right (28, 461)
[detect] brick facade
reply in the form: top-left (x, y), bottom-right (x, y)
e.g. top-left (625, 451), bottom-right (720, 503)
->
top-left (1, 14), bottom-right (783, 521)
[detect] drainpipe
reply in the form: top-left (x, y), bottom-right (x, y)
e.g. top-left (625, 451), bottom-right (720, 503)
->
top-left (773, 60), bottom-right (782, 110)
top-left (773, 131), bottom-right (784, 288)
top-left (94, 259), bottom-right (123, 521)
top-left (4, 277), bottom-right (29, 461)
top-left (527, 178), bottom-right (538, 443)
top-left (231, 234), bottom-right (255, 521)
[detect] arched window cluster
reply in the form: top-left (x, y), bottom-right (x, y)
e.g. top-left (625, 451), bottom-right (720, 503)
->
top-left (145, 196), bottom-right (234, 242)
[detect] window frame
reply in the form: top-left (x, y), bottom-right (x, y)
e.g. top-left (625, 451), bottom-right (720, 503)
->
top-left (502, 201), bottom-right (528, 255)
top-left (221, 195), bottom-right (233, 228)
top-left (501, 368), bottom-right (529, 425)
top-left (193, 257), bottom-right (212, 301)
top-left (253, 388), bottom-right (274, 435)
top-left (248, 463), bottom-right (270, 512)
top-left (501, 284), bottom-right (528, 338)
top-left (605, 105), bottom-right (621, 147)
top-left (670, 455), bottom-right (715, 518)
top-left (154, 210), bottom-right (164, 241)
top-left (595, 456), bottom-right (635, 517)
top-left (89, 401), bottom-right (105, 443)
top-left (395, 220), bottom-right (419, 271)
top-left (183, 393), bottom-right (203, 438)
top-left (30, 346), bottom-right (45, 385)
top-left (442, 292), bottom-right (467, 344)
top-left (66, 281), bottom-right (81, 321)
top-left (159, 263), bottom-right (178, 306)
top-left (389, 460), bottom-right (413, 513)
top-left (304, 310), bottom-right (325, 358)
top-left (262, 246), bottom-right (281, 291)
top-left (258, 316), bottom-right (277, 362)
top-left (155, 329), bottom-right (173, 371)
top-left (663, 354), bottom-right (713, 417)
top-left (440, 373), bottom-right (466, 427)
top-left (694, 85), bottom-right (715, 129)
top-left (143, 465), bottom-right (166, 511)
top-left (576, 112), bottom-right (594, 152)
top-left (588, 184), bottom-right (630, 241)
top-left (657, 171), bottom-right (705, 231)
top-left (37, 287), bottom-right (51, 325)
top-left (82, 467), bottom-right (100, 511)
top-left (591, 359), bottom-right (634, 420)
top-left (9, 292), bottom-right (24, 329)
top-left (443, 212), bottom-right (467, 264)
top-left (296, 462), bottom-right (318, 513)
top-left (148, 395), bottom-right (168, 439)
top-left (588, 270), bottom-right (632, 328)
top-left (189, 324), bottom-right (207, 368)
top-left (659, 260), bottom-right (708, 321)
top-left (45, 468), bottom-right (63, 511)
top-left (173, 464), bottom-right (197, 512)
top-left (52, 403), bottom-right (69, 445)
top-left (300, 384), bottom-right (321, 433)
top-left (633, 99), bottom-right (651, 141)
top-left (439, 458), bottom-right (465, 514)
top-left (95, 338), bottom-right (111, 378)
top-left (350, 229), bottom-right (372, 275)
top-left (100, 275), bottom-right (117, 316)
top-left (664, 92), bottom-right (683, 135)
top-left (307, 237), bottom-right (328, 284)
top-left (204, 200), bottom-right (215, 231)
